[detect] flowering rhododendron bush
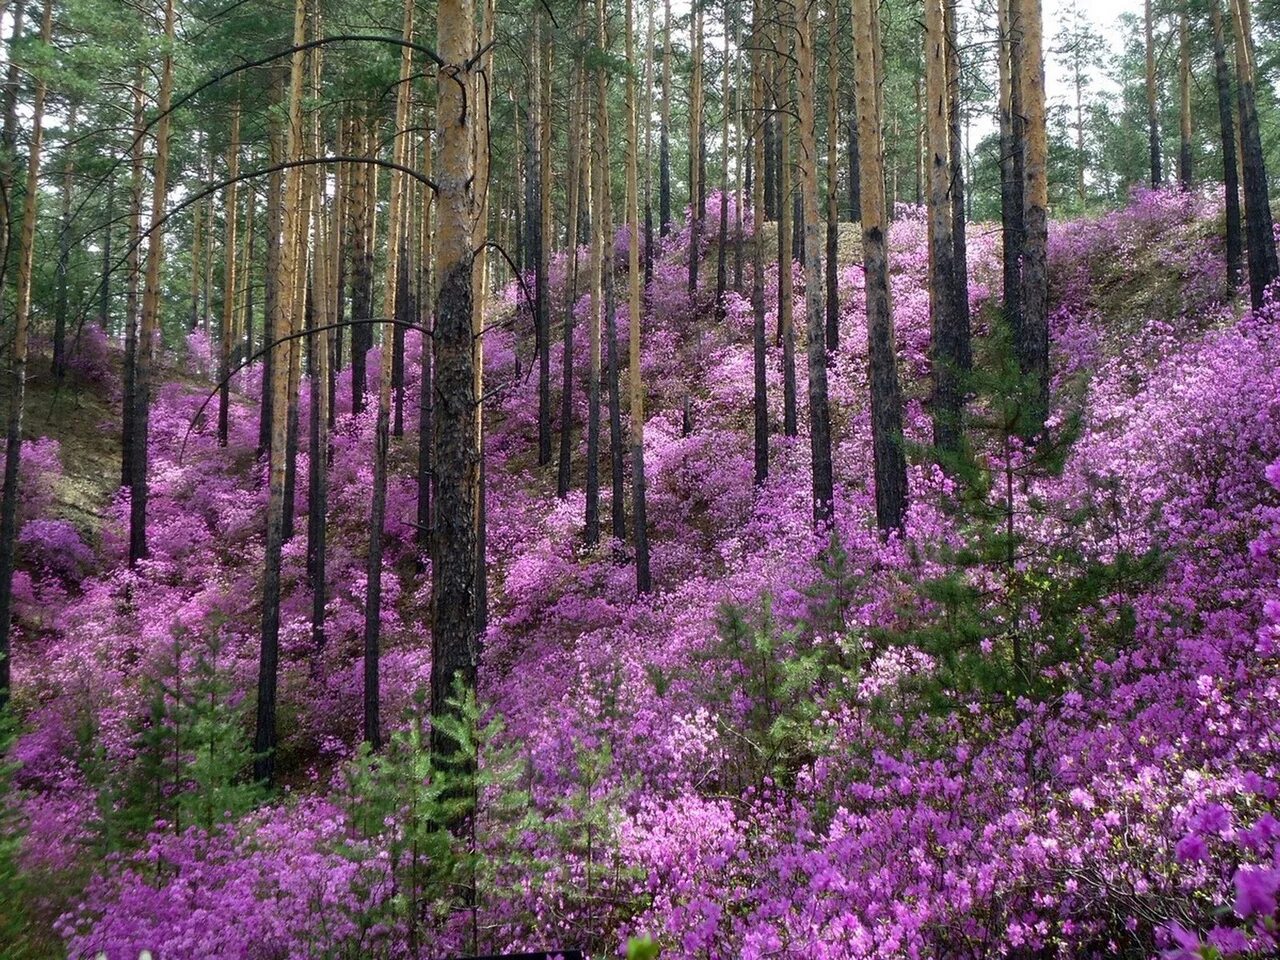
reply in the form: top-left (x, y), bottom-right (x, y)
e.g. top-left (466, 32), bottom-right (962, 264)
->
top-left (1, 187), bottom-right (1278, 959)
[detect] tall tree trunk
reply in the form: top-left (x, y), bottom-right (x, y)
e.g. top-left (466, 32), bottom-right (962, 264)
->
top-left (846, 72), bottom-right (861, 223)
top-left (254, 0), bottom-right (307, 787)
top-left (473, 0), bottom-right (496, 642)
top-left (998, 0), bottom-right (1024, 338)
top-left (365, 0), bottom-right (415, 751)
top-left (1178, 2), bottom-right (1192, 188)
top-left (688, 3), bottom-right (704, 296)
top-left (1145, 0), bottom-right (1162, 187)
top-left (415, 120), bottom-right (434, 555)
top-left (121, 66), bottom-right (144, 488)
top-left (130, 0), bottom-right (177, 566)
top-left (626, 0), bottom-right (652, 591)
top-left (100, 180), bottom-right (113, 330)
top-left (349, 117), bottom-right (376, 416)
top-left (659, 0), bottom-right (673, 236)
top-left (776, 10), bottom-right (797, 438)
top-left (926, 0), bottom-right (961, 454)
top-left (733, 3), bottom-right (744, 293)
top-left (558, 16), bottom-right (585, 501)
top-left (0, 0), bottom-right (26, 287)
top-left (530, 12), bottom-right (551, 467)
top-left (604, 108), bottom-right (626, 545)
top-left (797, 0), bottom-right (834, 527)
top-left (0, 0), bottom-right (51, 710)
top-left (309, 56), bottom-right (334, 660)
top-left (824, 0), bottom-right (840, 352)
top-left (52, 100), bottom-right (78, 381)
top-left (715, 0), bottom-right (730, 322)
top-left (585, 0), bottom-right (607, 547)
top-left (431, 0), bottom-right (481, 744)
top-left (644, 0), bottom-right (656, 286)
top-left (853, 0), bottom-right (908, 532)
top-left (751, 0), bottom-right (769, 485)
top-left (1231, 0), bottom-right (1278, 308)
top-left (259, 124), bottom-right (283, 458)
top-left (1211, 0), bottom-right (1242, 290)
top-left (189, 171), bottom-right (203, 333)
top-left (946, 0), bottom-right (970, 372)
top-left (218, 101), bottom-right (241, 447)
top-left (1020, 0), bottom-right (1050, 429)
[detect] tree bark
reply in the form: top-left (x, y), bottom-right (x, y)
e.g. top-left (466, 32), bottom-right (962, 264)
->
top-left (254, 0), bottom-right (307, 786)
top-left (0, 0), bottom-right (51, 709)
top-left (1178, 2), bottom-right (1192, 188)
top-left (926, 0), bottom-right (962, 454)
top-left (751, 0), bottom-right (769, 486)
top-left (659, 0), bottom-right (672, 236)
top-left (129, 0), bottom-right (177, 566)
top-left (626, 0), bottom-right (651, 591)
top-left (1020, 0), bottom-right (1050, 430)
top-left (558, 20), bottom-right (584, 501)
top-left (122, 66), bottom-right (144, 488)
top-left (798, 0), bottom-right (834, 527)
top-left (853, 0), bottom-right (908, 533)
top-left (52, 100), bottom-right (78, 381)
top-left (431, 0), bottom-right (481, 744)
top-left (776, 8), bottom-right (797, 438)
top-left (998, 0), bottom-right (1024, 339)
top-left (1231, 0), bottom-right (1278, 308)
top-left (218, 102), bottom-right (241, 447)
top-left (1145, 0), bottom-right (1162, 187)
top-left (824, 0), bottom-right (840, 352)
top-left (688, 3), bottom-right (704, 297)
top-left (1210, 0), bottom-right (1242, 290)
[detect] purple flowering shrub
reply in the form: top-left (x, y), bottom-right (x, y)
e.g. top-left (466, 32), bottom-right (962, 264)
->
top-left (0, 188), bottom-right (1277, 957)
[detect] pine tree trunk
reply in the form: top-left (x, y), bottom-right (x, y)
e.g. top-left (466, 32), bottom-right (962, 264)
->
top-left (751, 0), bottom-right (769, 486)
top-left (218, 101), bottom-right (241, 447)
top-left (431, 0), bottom-right (481, 742)
top-left (1231, 0), bottom-right (1278, 308)
top-left (1020, 0), bottom-right (1050, 430)
top-left (926, 0), bottom-right (962, 454)
top-left (714, 1), bottom-right (730, 323)
top-left (644, 0), bottom-right (656, 287)
top-left (733, 2), bottom-right (744, 294)
top-left (946, 0), bottom-right (970, 372)
top-left (1145, 0), bottom-right (1162, 187)
top-left (0, 0), bottom-right (51, 709)
top-left (1211, 0), bottom-right (1242, 290)
top-left (797, 0), bottom-right (834, 527)
top-left (130, 0), bottom-right (176, 566)
top-left (1178, 4), bottom-right (1192, 188)
top-left (659, 0), bottom-right (672, 236)
top-left (776, 8), bottom-right (797, 438)
top-left (853, 0), bottom-right (908, 533)
top-left (824, 0), bottom-right (840, 353)
top-left (416, 118), bottom-right (434, 555)
top-left (259, 121), bottom-right (283, 458)
top-left (122, 66), bottom-right (144, 488)
top-left (998, 0), bottom-right (1024, 337)
top-left (626, 0), bottom-right (651, 591)
top-left (530, 12), bottom-right (551, 466)
top-left (688, 4), bottom-right (704, 297)
top-left (254, 0), bottom-right (307, 786)
top-left (52, 100), bottom-right (77, 381)
top-left (585, 0), bottom-right (606, 547)
top-left (0, 0), bottom-right (26, 288)
top-left (603, 131), bottom-right (627, 544)
top-left (558, 22), bottom-right (585, 501)
top-left (365, 0), bottom-right (415, 751)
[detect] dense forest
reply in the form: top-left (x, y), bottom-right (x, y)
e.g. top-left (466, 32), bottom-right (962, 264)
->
top-left (0, 0), bottom-right (1279, 955)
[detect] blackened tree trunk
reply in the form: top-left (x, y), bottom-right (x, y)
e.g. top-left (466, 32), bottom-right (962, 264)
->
top-left (1211, 0), bottom-right (1242, 290)
top-left (626, 0), bottom-right (652, 592)
top-left (946, 0), bottom-right (971, 372)
top-left (130, 0), bottom-right (176, 566)
top-left (776, 14), bottom-right (797, 438)
top-left (854, 0), bottom-right (908, 533)
top-left (121, 66), bottom-right (144, 488)
top-left (659, 0), bottom-right (672, 236)
top-left (530, 11), bottom-right (551, 467)
top-left (0, 0), bottom-right (51, 709)
top-left (1231, 0), bottom-right (1278, 308)
top-left (998, 0), bottom-right (1024, 337)
top-left (1020, 0), bottom-right (1050, 429)
top-left (1178, 2), bottom-right (1192, 188)
top-left (218, 101), bottom-right (241, 447)
top-left (558, 32), bottom-right (586, 501)
top-left (1145, 0), bottom-right (1161, 187)
top-left (52, 100), bottom-right (77, 381)
top-left (604, 162), bottom-right (627, 544)
top-left (797, 0), bottom-right (834, 527)
top-left (714, 0), bottom-right (730, 323)
top-left (259, 128), bottom-right (283, 459)
top-left (688, 3), bottom-right (704, 297)
top-left (825, 0), bottom-right (840, 353)
top-left (585, 0), bottom-right (607, 547)
top-left (751, 0), bottom-right (769, 485)
top-left (431, 0), bottom-right (481, 747)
